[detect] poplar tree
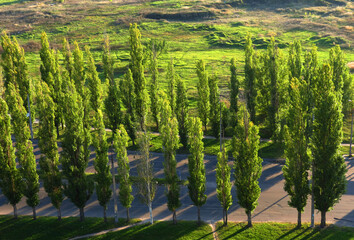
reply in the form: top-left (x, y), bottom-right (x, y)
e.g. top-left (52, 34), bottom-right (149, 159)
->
top-left (175, 77), bottom-right (189, 148)
top-left (61, 80), bottom-right (93, 222)
top-left (244, 34), bottom-right (257, 123)
top-left (209, 75), bottom-right (220, 138)
top-left (0, 97), bottom-right (23, 219)
top-left (137, 132), bottom-right (156, 224)
top-left (113, 125), bottom-right (134, 222)
top-left (167, 58), bottom-right (176, 115)
top-left (288, 40), bottom-right (302, 80)
top-left (93, 109), bottom-right (112, 222)
top-left (62, 38), bottom-right (74, 80)
top-left (230, 58), bottom-right (239, 125)
top-left (312, 64), bottom-right (347, 228)
top-left (283, 77), bottom-right (310, 228)
top-left (72, 41), bottom-right (86, 98)
top-left (160, 93), bottom-right (181, 224)
top-left (103, 37), bottom-right (121, 134)
top-left (157, 90), bottom-right (172, 129)
top-left (129, 23), bottom-right (148, 130)
top-left (38, 82), bottom-right (63, 220)
top-left (196, 60), bottom-right (210, 131)
top-left (6, 83), bottom-right (39, 219)
top-left (121, 69), bottom-right (137, 145)
top-left (232, 105), bottom-right (262, 227)
top-left (187, 117), bottom-right (207, 225)
top-left (216, 144), bottom-right (232, 226)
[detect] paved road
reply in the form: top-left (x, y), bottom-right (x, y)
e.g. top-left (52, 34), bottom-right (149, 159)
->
top-left (0, 142), bottom-right (353, 227)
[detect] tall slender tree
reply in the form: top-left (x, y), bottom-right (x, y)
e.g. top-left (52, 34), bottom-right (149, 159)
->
top-left (288, 40), bottom-right (302, 80)
top-left (0, 97), bottom-right (23, 219)
top-left (6, 83), bottom-right (39, 219)
top-left (196, 60), bottom-right (210, 131)
top-left (61, 80), bottom-right (93, 222)
top-left (137, 132), bottom-right (156, 224)
top-left (244, 34), bottom-right (257, 123)
top-left (312, 64), bottom-right (347, 228)
top-left (86, 46), bottom-right (102, 112)
top-left (209, 74), bottom-right (220, 138)
top-left (62, 38), bottom-right (74, 80)
top-left (149, 42), bottom-right (159, 130)
top-left (216, 144), bottom-right (232, 226)
top-left (232, 105), bottom-right (262, 227)
top-left (187, 117), bottom-right (207, 225)
top-left (175, 76), bottom-right (189, 148)
top-left (283, 77), bottom-right (311, 228)
top-left (72, 41), bottom-right (86, 98)
top-left (38, 82), bottom-right (63, 220)
top-left (160, 93), bottom-right (181, 224)
top-left (129, 23), bottom-right (149, 130)
top-left (230, 57), bottom-right (239, 126)
top-left (113, 125), bottom-right (134, 222)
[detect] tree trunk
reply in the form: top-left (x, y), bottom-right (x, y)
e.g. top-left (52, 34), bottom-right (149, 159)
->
top-left (173, 210), bottom-right (177, 225)
top-left (297, 210), bottom-right (301, 228)
top-left (32, 207), bottom-right (37, 220)
top-left (148, 202), bottom-right (153, 224)
top-left (58, 207), bottom-right (62, 221)
top-left (320, 211), bottom-right (326, 228)
top-left (247, 212), bottom-right (252, 227)
top-left (222, 209), bottom-right (225, 226)
top-left (103, 207), bottom-right (107, 223)
top-left (127, 208), bottom-right (130, 222)
top-left (13, 205), bottom-right (17, 219)
top-left (197, 206), bottom-right (201, 225)
top-left (225, 209), bottom-right (228, 226)
top-left (79, 207), bottom-right (84, 222)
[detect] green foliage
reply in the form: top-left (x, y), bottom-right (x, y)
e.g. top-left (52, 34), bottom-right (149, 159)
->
top-left (187, 117), bottom-right (207, 223)
top-left (196, 60), bottom-right (210, 131)
top-left (104, 77), bottom-right (121, 133)
top-left (0, 97), bottom-right (23, 211)
top-left (93, 109), bottom-right (112, 217)
top-left (6, 83), bottom-right (39, 211)
top-left (232, 105), bottom-right (262, 226)
top-left (62, 38), bottom-right (74, 80)
top-left (216, 144), bottom-right (232, 225)
top-left (113, 125), bottom-right (134, 212)
top-left (0, 31), bottom-right (30, 108)
top-left (283, 77), bottom-right (310, 226)
top-left (129, 23), bottom-right (149, 131)
top-left (209, 74), bottom-right (220, 138)
top-left (311, 63), bottom-right (347, 227)
top-left (175, 76), bottom-right (189, 148)
top-left (37, 82), bottom-right (63, 213)
top-left (61, 79), bottom-right (93, 220)
top-left (102, 35), bottom-right (115, 83)
top-left (288, 40), bottom-right (302, 80)
top-left (72, 41), bottom-right (85, 98)
top-left (157, 90), bottom-right (172, 129)
top-left (244, 33), bottom-right (256, 123)
top-left (86, 46), bottom-right (103, 112)
top-left (148, 42), bottom-right (159, 129)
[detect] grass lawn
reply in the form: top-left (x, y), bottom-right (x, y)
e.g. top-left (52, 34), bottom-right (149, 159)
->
top-left (88, 221), bottom-right (214, 240)
top-left (215, 222), bottom-right (354, 240)
top-left (0, 215), bottom-right (139, 240)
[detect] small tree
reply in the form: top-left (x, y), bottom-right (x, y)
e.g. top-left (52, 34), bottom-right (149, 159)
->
top-left (232, 105), bottom-right (262, 227)
top-left (187, 117), bottom-right (207, 225)
top-left (0, 97), bottom-right (23, 219)
top-left (38, 82), bottom-right (63, 220)
top-left (196, 60), bottom-right (210, 131)
top-left (114, 125), bottom-right (134, 222)
top-left (216, 144), bottom-right (232, 226)
top-left (283, 77), bottom-right (310, 228)
top-left (175, 76), bottom-right (189, 148)
top-left (137, 132), bottom-right (156, 224)
top-left (6, 83), bottom-right (39, 219)
top-left (312, 64), bottom-right (347, 228)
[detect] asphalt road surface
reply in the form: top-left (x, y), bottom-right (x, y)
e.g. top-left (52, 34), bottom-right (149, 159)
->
top-left (0, 145), bottom-right (353, 227)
